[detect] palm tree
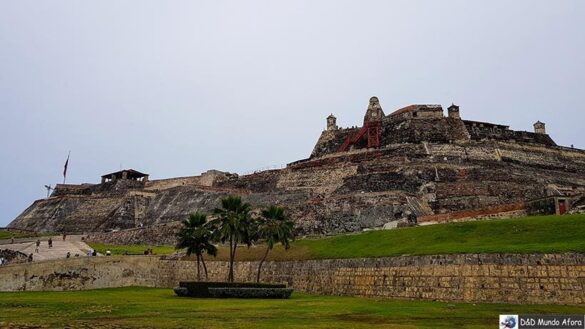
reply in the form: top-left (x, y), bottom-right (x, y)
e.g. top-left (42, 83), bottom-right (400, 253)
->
top-left (176, 212), bottom-right (217, 281)
top-left (255, 205), bottom-right (295, 283)
top-left (212, 195), bottom-right (253, 282)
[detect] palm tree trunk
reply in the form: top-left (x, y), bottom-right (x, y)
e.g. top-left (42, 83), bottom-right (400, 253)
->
top-left (228, 236), bottom-right (234, 282)
top-left (231, 242), bottom-right (237, 282)
top-left (256, 247), bottom-right (270, 283)
top-left (196, 254), bottom-right (201, 281)
top-left (201, 255), bottom-right (208, 280)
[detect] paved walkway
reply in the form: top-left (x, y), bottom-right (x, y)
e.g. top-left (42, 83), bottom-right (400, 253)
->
top-left (1, 236), bottom-right (95, 262)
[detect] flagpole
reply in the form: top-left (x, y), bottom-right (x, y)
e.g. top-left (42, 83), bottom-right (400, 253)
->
top-left (63, 151), bottom-right (70, 184)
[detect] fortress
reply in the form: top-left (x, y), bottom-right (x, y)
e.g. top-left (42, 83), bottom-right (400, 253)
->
top-left (9, 97), bottom-right (585, 242)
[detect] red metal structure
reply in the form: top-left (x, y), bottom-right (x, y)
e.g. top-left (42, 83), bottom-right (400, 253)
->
top-left (338, 121), bottom-right (382, 152)
top-left (558, 200), bottom-right (567, 215)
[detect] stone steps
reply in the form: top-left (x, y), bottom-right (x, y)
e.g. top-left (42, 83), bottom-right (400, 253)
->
top-left (2, 237), bottom-right (94, 262)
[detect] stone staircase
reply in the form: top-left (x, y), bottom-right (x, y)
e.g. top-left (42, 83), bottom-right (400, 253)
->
top-left (1, 236), bottom-right (94, 262)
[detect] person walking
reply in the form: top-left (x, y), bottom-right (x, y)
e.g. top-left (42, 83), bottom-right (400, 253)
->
top-left (48, 237), bottom-right (53, 248)
top-left (35, 239), bottom-right (40, 253)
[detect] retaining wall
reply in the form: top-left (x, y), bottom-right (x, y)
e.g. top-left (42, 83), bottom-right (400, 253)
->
top-left (0, 253), bottom-right (583, 305)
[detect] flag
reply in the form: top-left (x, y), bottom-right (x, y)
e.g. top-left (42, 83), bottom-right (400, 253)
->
top-left (63, 152), bottom-right (70, 183)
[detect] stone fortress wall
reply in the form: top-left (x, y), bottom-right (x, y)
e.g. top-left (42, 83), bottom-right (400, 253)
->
top-left (87, 222), bottom-right (181, 245)
top-left (8, 97), bottom-right (585, 238)
top-left (0, 253), bottom-right (583, 305)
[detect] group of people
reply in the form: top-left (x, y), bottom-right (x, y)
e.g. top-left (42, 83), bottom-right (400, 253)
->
top-left (6, 234), bottom-right (111, 262)
top-left (34, 238), bottom-right (53, 253)
top-left (65, 252), bottom-right (84, 258)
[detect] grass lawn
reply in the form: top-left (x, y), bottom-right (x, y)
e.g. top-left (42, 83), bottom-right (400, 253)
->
top-left (0, 287), bottom-right (583, 329)
top-left (88, 214), bottom-right (585, 260)
top-left (0, 230), bottom-right (50, 240)
top-left (89, 243), bottom-right (176, 256)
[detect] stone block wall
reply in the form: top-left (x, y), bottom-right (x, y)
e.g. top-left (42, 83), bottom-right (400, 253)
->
top-left (0, 254), bottom-right (583, 305)
top-left (144, 176), bottom-right (202, 191)
top-left (418, 202), bottom-right (527, 224)
top-left (86, 222), bottom-right (182, 245)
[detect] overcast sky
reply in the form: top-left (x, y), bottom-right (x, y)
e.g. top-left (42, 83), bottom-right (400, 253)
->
top-left (1, 0), bottom-right (584, 226)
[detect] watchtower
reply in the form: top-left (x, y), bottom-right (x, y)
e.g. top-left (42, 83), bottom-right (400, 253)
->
top-left (363, 96), bottom-right (385, 124)
top-left (448, 104), bottom-right (460, 119)
top-left (338, 97), bottom-right (384, 152)
top-left (326, 114), bottom-right (337, 131)
top-left (534, 121), bottom-right (546, 134)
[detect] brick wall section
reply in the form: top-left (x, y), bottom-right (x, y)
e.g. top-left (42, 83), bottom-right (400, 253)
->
top-left (0, 253), bottom-right (583, 305)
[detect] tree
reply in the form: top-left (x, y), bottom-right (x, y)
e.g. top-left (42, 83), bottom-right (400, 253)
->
top-left (255, 205), bottom-right (295, 283)
top-left (176, 212), bottom-right (217, 281)
top-left (212, 195), bottom-right (253, 282)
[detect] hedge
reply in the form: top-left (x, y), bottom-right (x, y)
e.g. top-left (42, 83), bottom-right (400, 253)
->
top-left (175, 281), bottom-right (289, 298)
top-left (208, 287), bottom-right (293, 299)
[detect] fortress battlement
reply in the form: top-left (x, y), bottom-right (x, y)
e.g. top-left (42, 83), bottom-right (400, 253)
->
top-left (312, 97), bottom-right (558, 159)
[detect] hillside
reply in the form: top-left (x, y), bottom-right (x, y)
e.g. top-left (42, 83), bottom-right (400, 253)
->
top-left (90, 214), bottom-right (585, 260)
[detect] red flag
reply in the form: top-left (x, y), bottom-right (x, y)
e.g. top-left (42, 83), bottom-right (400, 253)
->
top-left (63, 152), bottom-right (70, 183)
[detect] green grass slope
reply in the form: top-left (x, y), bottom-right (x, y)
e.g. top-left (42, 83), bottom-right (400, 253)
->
top-left (0, 287), bottom-right (583, 329)
top-left (0, 230), bottom-right (48, 240)
top-left (299, 214), bottom-right (585, 259)
top-left (88, 243), bottom-right (175, 256)
top-left (89, 214), bottom-right (585, 260)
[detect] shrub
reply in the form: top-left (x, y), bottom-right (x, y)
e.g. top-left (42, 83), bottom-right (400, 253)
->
top-left (175, 281), bottom-right (288, 298)
top-left (208, 287), bottom-right (293, 299)
top-left (173, 287), bottom-right (189, 297)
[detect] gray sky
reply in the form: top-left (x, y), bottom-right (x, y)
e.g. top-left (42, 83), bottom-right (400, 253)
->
top-left (1, 0), bottom-right (584, 226)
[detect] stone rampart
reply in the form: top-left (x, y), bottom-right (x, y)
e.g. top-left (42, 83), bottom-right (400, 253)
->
top-left (10, 134), bottom-right (585, 236)
top-left (86, 222), bottom-right (181, 245)
top-left (145, 176), bottom-right (202, 191)
top-left (0, 253), bottom-right (583, 305)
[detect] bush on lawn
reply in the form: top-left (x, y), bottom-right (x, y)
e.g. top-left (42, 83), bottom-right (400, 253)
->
top-left (173, 287), bottom-right (189, 297)
top-left (208, 287), bottom-right (293, 299)
top-left (176, 281), bottom-right (288, 298)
